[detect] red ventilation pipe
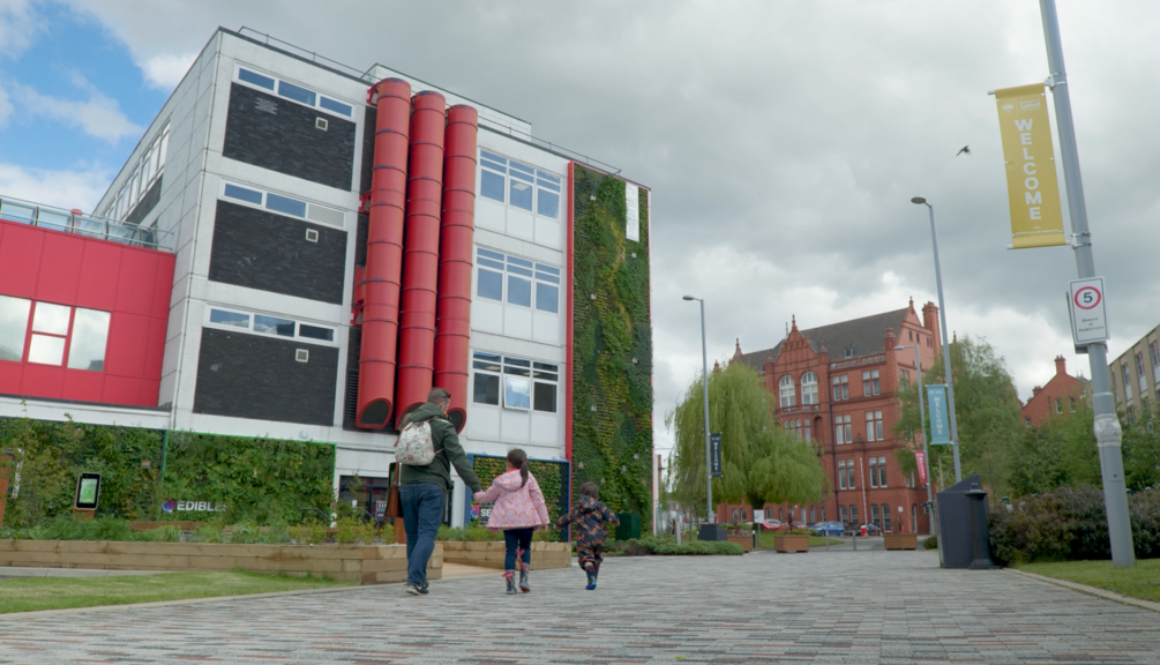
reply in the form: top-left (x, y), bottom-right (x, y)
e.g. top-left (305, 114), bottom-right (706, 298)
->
top-left (357, 78), bottom-right (411, 428)
top-left (433, 105), bottom-right (479, 432)
top-left (394, 91), bottom-right (447, 428)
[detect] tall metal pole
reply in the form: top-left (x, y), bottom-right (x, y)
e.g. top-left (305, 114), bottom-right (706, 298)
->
top-left (1039, 0), bottom-right (1134, 567)
top-left (698, 299), bottom-right (713, 524)
top-left (909, 346), bottom-right (935, 535)
top-left (922, 202), bottom-right (962, 482)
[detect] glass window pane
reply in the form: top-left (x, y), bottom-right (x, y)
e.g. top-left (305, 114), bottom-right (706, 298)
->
top-left (509, 162), bottom-right (534, 178)
top-left (473, 373), bottom-right (499, 405)
top-left (480, 170), bottom-right (505, 203)
top-left (534, 382), bottom-right (557, 412)
top-left (319, 96), bottom-right (353, 116)
top-left (209, 309), bottom-right (251, 328)
top-left (477, 248), bottom-right (505, 261)
top-left (299, 324), bottom-right (335, 342)
top-left (534, 264), bottom-right (560, 276)
top-left (537, 189), bottom-right (559, 218)
top-left (480, 157), bottom-right (507, 173)
top-left (224, 184), bottom-right (263, 205)
top-left (536, 283), bottom-right (558, 313)
top-left (477, 269), bottom-right (503, 301)
top-left (254, 314), bottom-right (295, 337)
top-left (28, 334), bottom-right (65, 365)
top-left (67, 308), bottom-right (110, 371)
top-left (473, 360), bottom-right (501, 372)
top-left (507, 276), bottom-right (531, 307)
top-left (507, 265), bottom-right (533, 277)
top-left (0, 295), bottom-right (31, 361)
top-left (509, 180), bottom-right (533, 211)
top-left (533, 361), bottom-right (559, 371)
top-left (277, 80), bottom-right (317, 106)
top-left (504, 357), bottom-right (531, 367)
top-left (32, 302), bottom-right (71, 335)
top-left (37, 209), bottom-right (71, 231)
top-left (504, 375), bottom-right (531, 410)
top-left (535, 170), bottom-right (561, 184)
top-left (480, 150), bottom-right (507, 165)
top-left (266, 193), bottom-right (307, 218)
top-left (0, 200), bottom-right (37, 224)
top-left (238, 68), bottom-right (276, 90)
top-left (473, 351), bottom-right (502, 362)
top-left (477, 257), bottom-right (505, 271)
top-left (507, 256), bottom-right (533, 268)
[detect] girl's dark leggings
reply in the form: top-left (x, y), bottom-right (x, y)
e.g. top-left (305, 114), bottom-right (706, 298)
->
top-left (504, 527), bottom-right (534, 570)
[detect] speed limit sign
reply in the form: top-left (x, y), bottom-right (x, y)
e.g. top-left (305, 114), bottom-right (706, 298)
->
top-left (1068, 277), bottom-right (1108, 346)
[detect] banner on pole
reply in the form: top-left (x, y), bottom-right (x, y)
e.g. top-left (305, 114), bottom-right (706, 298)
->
top-left (710, 432), bottom-right (723, 478)
top-left (915, 450), bottom-right (928, 486)
top-left (994, 83), bottom-right (1066, 249)
top-left (926, 384), bottom-right (951, 444)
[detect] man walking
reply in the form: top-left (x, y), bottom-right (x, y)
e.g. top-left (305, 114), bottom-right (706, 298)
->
top-left (399, 388), bottom-right (482, 595)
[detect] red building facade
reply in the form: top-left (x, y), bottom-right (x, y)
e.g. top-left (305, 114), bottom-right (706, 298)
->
top-left (728, 299), bottom-right (942, 534)
top-left (1021, 356), bottom-right (1089, 427)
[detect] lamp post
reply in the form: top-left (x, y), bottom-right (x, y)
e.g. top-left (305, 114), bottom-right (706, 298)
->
top-left (910, 197), bottom-right (962, 483)
top-left (895, 344), bottom-right (936, 536)
top-left (683, 294), bottom-right (713, 524)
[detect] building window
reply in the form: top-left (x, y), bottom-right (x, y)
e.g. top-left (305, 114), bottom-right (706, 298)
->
top-left (1137, 352), bottom-right (1148, 395)
top-left (908, 330), bottom-right (913, 342)
top-left (839, 505), bottom-right (848, 524)
top-left (475, 247), bottom-right (560, 314)
top-left (1151, 342), bottom-right (1160, 384)
top-left (834, 414), bottom-right (852, 444)
top-left (801, 371), bottom-right (818, 405)
top-left (779, 509), bottom-right (784, 522)
top-left (862, 369), bottom-right (880, 396)
top-left (832, 374), bottom-right (849, 401)
top-left (870, 504), bottom-right (879, 528)
top-left (1024, 416), bottom-right (1032, 426)
top-left (869, 457), bottom-right (878, 488)
top-left (926, 336), bottom-right (932, 347)
top-left (1055, 398), bottom-right (1063, 414)
top-left (912, 504), bottom-right (918, 533)
top-left (809, 506), bottom-right (816, 524)
top-left (877, 456), bottom-right (887, 487)
top-left (731, 509), bottom-right (738, 522)
top-left (221, 181), bottom-right (346, 227)
top-left (779, 375), bottom-right (795, 407)
top-left (849, 505), bottom-right (858, 525)
top-left (865, 410), bottom-right (883, 441)
top-left (846, 460), bottom-right (855, 489)
top-left (478, 150), bottom-right (562, 219)
top-left (838, 460), bottom-right (847, 490)
top-left (900, 368), bottom-right (910, 383)
top-left (105, 123), bottom-right (170, 221)
top-left (1127, 405), bottom-right (1137, 424)
top-left (205, 307), bottom-right (336, 344)
top-left (235, 66), bottom-right (353, 117)
top-left (1122, 364), bottom-right (1133, 400)
top-left (472, 352), bottom-right (558, 413)
top-left (0, 296), bottom-right (111, 371)
top-left (881, 504), bottom-right (891, 533)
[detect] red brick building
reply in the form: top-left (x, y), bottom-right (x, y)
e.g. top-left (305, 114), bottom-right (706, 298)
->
top-left (723, 299), bottom-right (941, 534)
top-left (1021, 356), bottom-right (1089, 427)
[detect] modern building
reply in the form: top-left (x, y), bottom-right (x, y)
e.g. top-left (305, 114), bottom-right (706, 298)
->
top-left (730, 299), bottom-right (939, 534)
top-left (1020, 355), bottom-right (1089, 427)
top-left (1108, 323), bottom-right (1160, 421)
top-left (0, 28), bottom-right (654, 526)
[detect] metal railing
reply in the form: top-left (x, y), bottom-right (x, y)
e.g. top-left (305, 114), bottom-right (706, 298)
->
top-left (0, 194), bottom-right (174, 252)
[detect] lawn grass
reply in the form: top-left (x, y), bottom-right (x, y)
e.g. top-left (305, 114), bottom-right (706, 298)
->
top-left (752, 532), bottom-right (843, 548)
top-left (1015, 559), bottom-right (1160, 604)
top-left (0, 570), bottom-right (353, 614)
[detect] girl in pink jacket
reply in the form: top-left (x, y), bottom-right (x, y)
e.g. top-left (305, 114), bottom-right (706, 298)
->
top-left (473, 448), bottom-right (551, 594)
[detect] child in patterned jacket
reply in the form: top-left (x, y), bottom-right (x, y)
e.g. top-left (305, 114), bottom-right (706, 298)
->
top-left (557, 481), bottom-right (619, 590)
top-left (473, 448), bottom-right (551, 594)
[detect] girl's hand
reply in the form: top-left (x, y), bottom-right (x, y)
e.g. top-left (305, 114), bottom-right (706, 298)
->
top-left (472, 491), bottom-right (485, 501)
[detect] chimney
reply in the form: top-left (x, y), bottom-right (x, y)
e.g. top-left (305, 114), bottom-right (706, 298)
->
top-left (764, 352), bottom-right (775, 393)
top-left (1032, 386), bottom-right (1042, 397)
top-left (732, 338), bottom-right (743, 363)
top-left (922, 301), bottom-right (940, 349)
top-left (1055, 355), bottom-right (1067, 376)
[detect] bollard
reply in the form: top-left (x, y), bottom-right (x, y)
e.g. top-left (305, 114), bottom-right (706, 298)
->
top-left (853, 535), bottom-right (857, 551)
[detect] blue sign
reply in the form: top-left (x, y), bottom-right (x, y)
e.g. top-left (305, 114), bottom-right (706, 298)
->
top-left (926, 384), bottom-right (951, 445)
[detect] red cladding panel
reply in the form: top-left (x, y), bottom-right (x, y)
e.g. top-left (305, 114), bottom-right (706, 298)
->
top-left (0, 223), bottom-right (44, 298)
top-left (433, 105), bottom-right (478, 432)
top-left (104, 312), bottom-right (151, 378)
top-left (0, 363), bottom-right (22, 394)
top-left (35, 233), bottom-right (84, 304)
top-left (151, 256), bottom-right (175, 319)
top-left (75, 241), bottom-right (123, 311)
top-left (357, 78), bottom-right (411, 428)
top-left (144, 316), bottom-right (167, 379)
top-left (102, 375), bottom-right (142, 406)
top-left (115, 251), bottom-right (158, 317)
top-left (21, 364), bottom-right (65, 400)
top-left (62, 370), bottom-right (105, 402)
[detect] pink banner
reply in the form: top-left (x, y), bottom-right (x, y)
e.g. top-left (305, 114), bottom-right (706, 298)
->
top-left (915, 450), bottom-right (928, 486)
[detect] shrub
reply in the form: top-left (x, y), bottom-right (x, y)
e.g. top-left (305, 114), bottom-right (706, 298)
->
top-left (193, 522), bottom-right (227, 544)
top-left (923, 535), bottom-right (938, 550)
top-left (289, 522), bottom-right (328, 545)
top-left (334, 516), bottom-right (377, 545)
top-left (606, 536), bottom-right (743, 556)
top-left (436, 526), bottom-right (502, 542)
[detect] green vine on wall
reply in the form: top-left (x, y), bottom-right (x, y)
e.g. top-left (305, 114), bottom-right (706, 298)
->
top-left (472, 455), bottom-right (569, 541)
top-left (571, 165), bottom-right (653, 526)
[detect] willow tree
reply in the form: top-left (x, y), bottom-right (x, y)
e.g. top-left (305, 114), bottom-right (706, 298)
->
top-left (665, 361), bottom-right (827, 517)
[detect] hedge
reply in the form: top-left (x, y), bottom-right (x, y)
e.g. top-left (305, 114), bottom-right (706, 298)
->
top-left (607, 536), bottom-right (744, 556)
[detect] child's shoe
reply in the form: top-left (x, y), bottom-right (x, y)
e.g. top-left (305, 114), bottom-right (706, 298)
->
top-left (585, 570), bottom-right (597, 590)
top-left (504, 571), bottom-right (517, 595)
top-left (519, 568), bottom-right (531, 593)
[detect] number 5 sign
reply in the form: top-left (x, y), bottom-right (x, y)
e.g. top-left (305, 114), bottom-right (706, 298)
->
top-left (1068, 277), bottom-right (1108, 346)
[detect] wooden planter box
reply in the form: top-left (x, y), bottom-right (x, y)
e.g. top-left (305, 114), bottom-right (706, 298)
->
top-left (0, 539), bottom-right (440, 585)
top-left (438, 541), bottom-right (572, 570)
top-left (774, 535), bottom-right (810, 553)
top-left (726, 535), bottom-right (753, 552)
top-left (884, 533), bottom-right (919, 550)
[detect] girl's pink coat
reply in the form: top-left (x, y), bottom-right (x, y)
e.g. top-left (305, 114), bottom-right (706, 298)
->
top-left (473, 469), bottom-right (551, 531)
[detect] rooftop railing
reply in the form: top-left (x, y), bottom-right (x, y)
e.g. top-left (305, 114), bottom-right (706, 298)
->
top-left (0, 194), bottom-right (174, 252)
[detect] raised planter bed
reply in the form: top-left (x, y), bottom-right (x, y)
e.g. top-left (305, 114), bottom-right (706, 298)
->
top-left (726, 535), bottom-right (753, 553)
top-left (439, 541), bottom-right (571, 570)
top-left (884, 533), bottom-right (919, 550)
top-left (0, 540), bottom-right (441, 585)
top-left (774, 535), bottom-right (810, 553)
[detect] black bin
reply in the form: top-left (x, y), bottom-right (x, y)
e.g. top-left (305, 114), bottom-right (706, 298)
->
top-left (936, 474), bottom-right (998, 569)
top-left (615, 512), bottom-right (641, 540)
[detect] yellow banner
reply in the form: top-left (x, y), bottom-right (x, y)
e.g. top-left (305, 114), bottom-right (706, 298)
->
top-left (995, 83), bottom-right (1066, 249)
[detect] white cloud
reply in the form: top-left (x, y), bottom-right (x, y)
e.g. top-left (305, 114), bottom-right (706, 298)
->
top-left (139, 52), bottom-right (197, 90)
top-left (0, 162), bottom-right (111, 212)
top-left (14, 81), bottom-right (141, 142)
top-left (0, 85), bottom-right (12, 127)
top-left (0, 0), bottom-right (38, 57)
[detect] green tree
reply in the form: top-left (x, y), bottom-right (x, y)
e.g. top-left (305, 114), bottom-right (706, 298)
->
top-left (894, 336), bottom-right (1023, 497)
top-left (665, 362), bottom-right (827, 517)
top-left (1008, 401), bottom-right (1099, 496)
top-left (1122, 401), bottom-right (1160, 492)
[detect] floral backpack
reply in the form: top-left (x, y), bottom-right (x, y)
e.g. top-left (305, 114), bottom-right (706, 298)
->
top-left (395, 418), bottom-right (442, 466)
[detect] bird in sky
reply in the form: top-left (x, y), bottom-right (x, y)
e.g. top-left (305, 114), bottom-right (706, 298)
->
top-left (956, 145), bottom-right (971, 156)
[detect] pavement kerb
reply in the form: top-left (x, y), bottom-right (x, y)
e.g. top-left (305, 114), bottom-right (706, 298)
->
top-left (1005, 567), bottom-right (1160, 615)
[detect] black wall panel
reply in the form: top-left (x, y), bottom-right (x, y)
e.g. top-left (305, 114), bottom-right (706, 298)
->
top-left (126, 175), bottom-right (162, 225)
top-left (193, 328), bottom-right (339, 426)
top-left (209, 200), bottom-right (347, 304)
top-left (355, 212), bottom-right (368, 267)
top-left (359, 105), bottom-right (376, 196)
top-left (223, 83), bottom-right (356, 191)
top-left (343, 326), bottom-right (360, 430)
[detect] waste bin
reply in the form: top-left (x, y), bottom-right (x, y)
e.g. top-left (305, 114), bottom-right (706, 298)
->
top-left (615, 512), bottom-right (641, 540)
top-left (698, 523), bottom-right (727, 542)
top-left (935, 474), bottom-right (998, 569)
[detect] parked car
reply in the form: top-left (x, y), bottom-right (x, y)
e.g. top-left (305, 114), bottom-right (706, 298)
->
top-left (756, 519), bottom-right (784, 531)
top-left (810, 521), bottom-right (844, 537)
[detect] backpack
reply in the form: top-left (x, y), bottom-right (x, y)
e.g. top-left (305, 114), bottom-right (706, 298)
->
top-left (395, 418), bottom-right (442, 466)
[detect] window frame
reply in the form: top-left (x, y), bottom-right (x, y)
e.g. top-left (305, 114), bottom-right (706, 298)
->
top-left (203, 306), bottom-right (337, 346)
top-left (779, 375), bottom-right (796, 407)
top-left (475, 247), bottom-right (561, 315)
top-left (471, 351), bottom-right (560, 414)
top-left (219, 180), bottom-right (346, 229)
top-left (832, 374), bottom-right (849, 401)
top-left (801, 371), bottom-right (818, 405)
top-left (477, 149), bottom-right (564, 221)
top-left (862, 369), bottom-right (880, 396)
top-left (1, 298), bottom-right (111, 372)
top-left (234, 64), bottom-right (355, 119)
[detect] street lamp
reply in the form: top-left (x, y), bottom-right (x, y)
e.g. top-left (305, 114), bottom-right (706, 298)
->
top-left (911, 197), bottom-right (962, 483)
top-left (683, 294), bottom-right (713, 525)
top-left (895, 344), bottom-right (936, 536)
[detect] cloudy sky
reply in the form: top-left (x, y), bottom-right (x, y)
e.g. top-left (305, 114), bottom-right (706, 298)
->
top-left (2, 1), bottom-right (1157, 454)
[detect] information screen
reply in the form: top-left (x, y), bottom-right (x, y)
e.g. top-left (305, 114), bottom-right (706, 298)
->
top-left (74, 473), bottom-right (101, 510)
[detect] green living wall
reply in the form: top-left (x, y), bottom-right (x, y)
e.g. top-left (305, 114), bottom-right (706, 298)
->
top-left (571, 164), bottom-right (653, 527)
top-left (0, 417), bottom-right (335, 528)
top-left (471, 454), bottom-right (570, 541)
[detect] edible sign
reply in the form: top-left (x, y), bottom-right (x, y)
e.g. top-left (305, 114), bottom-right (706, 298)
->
top-left (1069, 277), bottom-right (1108, 346)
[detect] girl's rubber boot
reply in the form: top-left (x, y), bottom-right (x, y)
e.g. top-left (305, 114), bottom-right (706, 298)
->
top-left (504, 571), bottom-right (517, 595)
top-left (519, 567), bottom-right (531, 593)
top-left (585, 570), bottom-right (597, 590)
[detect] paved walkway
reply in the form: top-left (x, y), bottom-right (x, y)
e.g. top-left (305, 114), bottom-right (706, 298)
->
top-left (3, 550), bottom-right (1160, 664)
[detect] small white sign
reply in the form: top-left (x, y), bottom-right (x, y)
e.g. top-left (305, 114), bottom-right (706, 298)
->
top-left (625, 181), bottom-right (640, 242)
top-left (754, 510), bottom-right (765, 523)
top-left (1069, 277), bottom-right (1108, 345)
